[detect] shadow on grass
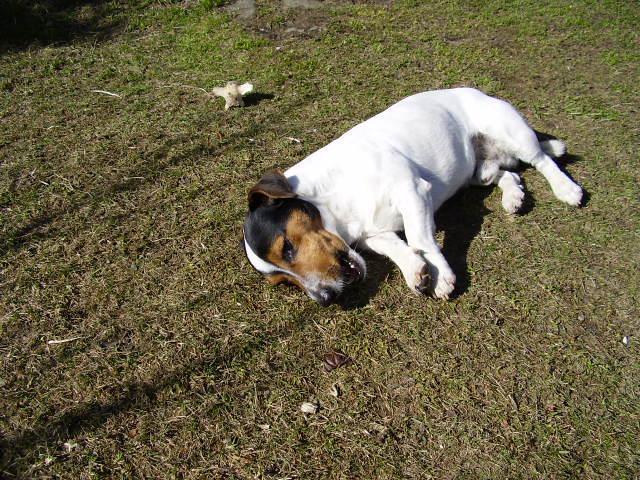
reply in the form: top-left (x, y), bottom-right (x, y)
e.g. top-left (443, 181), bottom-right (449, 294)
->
top-left (0, 304), bottom-right (317, 476)
top-left (243, 92), bottom-right (275, 107)
top-left (338, 251), bottom-right (394, 309)
top-left (0, 0), bottom-right (124, 54)
top-left (339, 186), bottom-right (493, 307)
top-left (0, 136), bottom-right (216, 259)
top-left (437, 187), bottom-right (492, 298)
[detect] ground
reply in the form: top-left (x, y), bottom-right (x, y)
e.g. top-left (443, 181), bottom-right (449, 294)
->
top-left (0, 0), bottom-right (638, 478)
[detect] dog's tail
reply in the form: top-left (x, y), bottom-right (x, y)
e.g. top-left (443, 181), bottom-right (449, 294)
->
top-left (540, 139), bottom-right (566, 158)
top-left (535, 130), bottom-right (566, 158)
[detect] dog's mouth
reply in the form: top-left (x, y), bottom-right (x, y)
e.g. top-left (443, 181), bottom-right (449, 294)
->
top-left (338, 250), bottom-right (365, 285)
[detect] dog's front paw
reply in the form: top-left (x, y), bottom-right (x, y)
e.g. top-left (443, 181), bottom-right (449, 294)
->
top-left (502, 187), bottom-right (525, 214)
top-left (433, 269), bottom-right (456, 300)
top-left (413, 263), bottom-right (431, 295)
top-left (553, 179), bottom-right (582, 206)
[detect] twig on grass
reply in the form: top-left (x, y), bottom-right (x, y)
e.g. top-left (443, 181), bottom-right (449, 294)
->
top-left (91, 89), bottom-right (122, 98)
top-left (47, 336), bottom-right (84, 345)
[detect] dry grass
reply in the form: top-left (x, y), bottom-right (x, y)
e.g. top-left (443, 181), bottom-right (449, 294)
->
top-left (1, 0), bottom-right (638, 478)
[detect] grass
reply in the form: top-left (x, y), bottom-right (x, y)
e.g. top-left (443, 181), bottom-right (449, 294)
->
top-left (1, 0), bottom-right (638, 478)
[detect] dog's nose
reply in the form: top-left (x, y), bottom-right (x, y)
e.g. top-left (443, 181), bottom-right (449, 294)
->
top-left (316, 288), bottom-right (338, 307)
top-left (338, 251), bottom-right (363, 284)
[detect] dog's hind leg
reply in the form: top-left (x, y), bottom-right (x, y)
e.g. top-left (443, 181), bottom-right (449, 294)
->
top-left (471, 133), bottom-right (525, 213)
top-left (471, 169), bottom-right (525, 214)
top-left (495, 171), bottom-right (525, 214)
top-left (529, 151), bottom-right (582, 205)
top-left (476, 99), bottom-right (582, 206)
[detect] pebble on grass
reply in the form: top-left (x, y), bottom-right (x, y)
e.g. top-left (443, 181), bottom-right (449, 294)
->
top-left (329, 384), bottom-right (341, 398)
top-left (300, 402), bottom-right (319, 414)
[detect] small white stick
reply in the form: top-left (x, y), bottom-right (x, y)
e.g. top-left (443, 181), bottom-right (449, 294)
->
top-left (47, 336), bottom-right (83, 345)
top-left (91, 89), bottom-right (122, 98)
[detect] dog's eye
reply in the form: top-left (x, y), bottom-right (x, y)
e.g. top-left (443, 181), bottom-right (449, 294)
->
top-left (282, 238), bottom-right (295, 263)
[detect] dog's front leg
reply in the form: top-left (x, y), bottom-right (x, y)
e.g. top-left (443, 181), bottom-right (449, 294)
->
top-left (362, 232), bottom-right (431, 294)
top-left (394, 179), bottom-right (456, 299)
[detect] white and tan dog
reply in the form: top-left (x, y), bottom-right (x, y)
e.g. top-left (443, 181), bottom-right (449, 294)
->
top-left (243, 88), bottom-right (582, 305)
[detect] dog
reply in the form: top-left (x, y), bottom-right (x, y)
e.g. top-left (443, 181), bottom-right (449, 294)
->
top-left (243, 88), bottom-right (582, 305)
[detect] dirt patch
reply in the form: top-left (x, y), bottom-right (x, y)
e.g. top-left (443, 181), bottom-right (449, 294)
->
top-left (226, 0), bottom-right (392, 39)
top-left (225, 0), bottom-right (332, 39)
top-left (226, 0), bottom-right (256, 20)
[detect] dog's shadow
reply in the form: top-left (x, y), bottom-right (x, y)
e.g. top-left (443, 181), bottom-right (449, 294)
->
top-left (436, 188), bottom-right (493, 298)
top-left (337, 251), bottom-right (395, 309)
top-left (337, 187), bottom-right (492, 309)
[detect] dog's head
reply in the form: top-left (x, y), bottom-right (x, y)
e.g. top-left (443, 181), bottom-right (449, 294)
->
top-left (243, 171), bottom-right (366, 306)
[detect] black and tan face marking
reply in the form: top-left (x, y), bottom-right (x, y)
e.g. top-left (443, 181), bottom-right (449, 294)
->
top-left (243, 172), bottom-right (365, 305)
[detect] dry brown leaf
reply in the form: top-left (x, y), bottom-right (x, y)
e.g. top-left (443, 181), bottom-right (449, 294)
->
top-left (323, 350), bottom-right (352, 373)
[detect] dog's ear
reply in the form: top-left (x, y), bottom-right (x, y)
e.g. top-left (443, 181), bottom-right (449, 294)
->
top-left (248, 171), bottom-right (296, 211)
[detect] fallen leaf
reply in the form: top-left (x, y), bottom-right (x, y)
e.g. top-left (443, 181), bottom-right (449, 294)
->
top-left (323, 350), bottom-right (352, 372)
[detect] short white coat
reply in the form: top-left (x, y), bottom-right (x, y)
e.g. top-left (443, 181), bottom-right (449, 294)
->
top-left (281, 88), bottom-right (582, 298)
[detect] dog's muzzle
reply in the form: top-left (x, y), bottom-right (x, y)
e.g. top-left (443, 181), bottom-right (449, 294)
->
top-left (316, 287), bottom-right (339, 307)
top-left (310, 249), bottom-right (366, 306)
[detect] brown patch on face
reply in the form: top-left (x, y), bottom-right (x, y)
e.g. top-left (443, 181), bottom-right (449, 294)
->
top-left (265, 209), bottom-right (347, 284)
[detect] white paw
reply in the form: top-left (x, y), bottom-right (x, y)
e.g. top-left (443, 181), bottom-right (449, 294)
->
top-left (400, 253), bottom-right (431, 295)
top-left (502, 187), bottom-right (525, 214)
top-left (553, 179), bottom-right (582, 206)
top-left (433, 268), bottom-right (456, 300)
top-left (411, 263), bottom-right (431, 295)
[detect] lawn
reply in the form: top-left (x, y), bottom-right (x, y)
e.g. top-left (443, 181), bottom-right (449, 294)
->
top-left (1, 0), bottom-right (638, 478)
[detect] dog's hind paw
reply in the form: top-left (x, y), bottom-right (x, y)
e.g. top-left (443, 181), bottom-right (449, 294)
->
top-left (553, 179), bottom-right (582, 206)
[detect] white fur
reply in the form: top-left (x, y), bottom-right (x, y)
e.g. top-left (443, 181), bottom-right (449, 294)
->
top-left (244, 237), bottom-right (281, 275)
top-left (283, 88), bottom-right (582, 298)
top-left (541, 139), bottom-right (567, 157)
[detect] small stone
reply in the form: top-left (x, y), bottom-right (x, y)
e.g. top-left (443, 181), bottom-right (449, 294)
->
top-left (622, 335), bottom-right (630, 346)
top-left (300, 402), bottom-right (318, 414)
top-left (329, 384), bottom-right (341, 398)
top-left (63, 441), bottom-right (78, 453)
